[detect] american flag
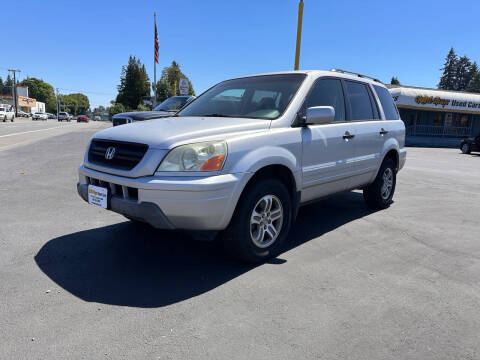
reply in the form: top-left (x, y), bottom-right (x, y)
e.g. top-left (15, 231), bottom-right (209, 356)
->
top-left (154, 23), bottom-right (159, 64)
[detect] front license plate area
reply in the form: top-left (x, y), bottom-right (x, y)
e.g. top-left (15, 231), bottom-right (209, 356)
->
top-left (88, 185), bottom-right (109, 209)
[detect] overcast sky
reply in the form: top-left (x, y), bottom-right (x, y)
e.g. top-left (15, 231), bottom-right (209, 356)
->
top-left (2, 0), bottom-right (479, 108)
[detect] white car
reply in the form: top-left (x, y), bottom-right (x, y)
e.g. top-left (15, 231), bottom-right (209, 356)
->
top-left (32, 112), bottom-right (48, 121)
top-left (0, 106), bottom-right (15, 122)
top-left (77, 69), bottom-right (406, 262)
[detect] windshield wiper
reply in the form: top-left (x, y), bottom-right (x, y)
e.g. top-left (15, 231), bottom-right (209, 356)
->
top-left (200, 113), bottom-right (236, 118)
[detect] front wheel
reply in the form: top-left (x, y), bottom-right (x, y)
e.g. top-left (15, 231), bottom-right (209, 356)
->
top-left (223, 179), bottom-right (292, 263)
top-left (363, 158), bottom-right (396, 210)
top-left (461, 143), bottom-right (471, 154)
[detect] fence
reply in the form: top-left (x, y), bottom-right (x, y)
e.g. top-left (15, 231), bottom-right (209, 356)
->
top-left (406, 125), bottom-right (471, 138)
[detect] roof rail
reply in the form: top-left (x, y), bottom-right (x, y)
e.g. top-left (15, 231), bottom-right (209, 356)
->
top-left (330, 68), bottom-right (382, 83)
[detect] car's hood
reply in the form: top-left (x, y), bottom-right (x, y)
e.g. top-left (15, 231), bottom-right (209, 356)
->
top-left (93, 116), bottom-right (270, 149)
top-left (113, 111), bottom-right (172, 120)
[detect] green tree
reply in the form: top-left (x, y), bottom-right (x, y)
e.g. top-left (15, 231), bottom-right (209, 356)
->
top-left (19, 77), bottom-right (56, 112)
top-left (455, 55), bottom-right (472, 91)
top-left (154, 61), bottom-right (195, 103)
top-left (109, 103), bottom-right (126, 117)
top-left (438, 47), bottom-right (458, 91)
top-left (0, 77), bottom-right (4, 95)
top-left (4, 75), bottom-right (14, 96)
top-left (390, 76), bottom-right (400, 85)
top-left (466, 72), bottom-right (480, 93)
top-left (59, 93), bottom-right (90, 115)
top-left (116, 56), bottom-right (150, 109)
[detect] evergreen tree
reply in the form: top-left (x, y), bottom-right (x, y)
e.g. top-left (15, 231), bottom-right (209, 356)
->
top-left (0, 77), bottom-right (4, 94)
top-left (455, 55), bottom-right (472, 91)
top-left (438, 47), bottom-right (458, 90)
top-left (390, 76), bottom-right (400, 85)
top-left (154, 61), bottom-right (195, 103)
top-left (4, 75), bottom-right (14, 96)
top-left (466, 61), bottom-right (479, 89)
top-left (466, 72), bottom-right (480, 93)
top-left (116, 56), bottom-right (151, 110)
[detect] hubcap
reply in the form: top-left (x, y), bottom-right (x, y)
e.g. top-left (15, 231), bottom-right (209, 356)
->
top-left (381, 168), bottom-right (394, 200)
top-left (250, 195), bottom-right (283, 248)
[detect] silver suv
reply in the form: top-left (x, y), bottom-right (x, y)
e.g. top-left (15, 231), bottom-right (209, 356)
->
top-left (77, 70), bottom-right (406, 262)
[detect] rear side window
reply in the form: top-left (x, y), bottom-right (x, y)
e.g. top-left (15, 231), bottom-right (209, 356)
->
top-left (373, 85), bottom-right (400, 120)
top-left (305, 78), bottom-right (346, 122)
top-left (344, 81), bottom-right (373, 121)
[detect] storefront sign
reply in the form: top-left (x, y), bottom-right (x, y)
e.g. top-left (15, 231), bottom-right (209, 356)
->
top-left (390, 87), bottom-right (480, 113)
top-left (17, 96), bottom-right (36, 108)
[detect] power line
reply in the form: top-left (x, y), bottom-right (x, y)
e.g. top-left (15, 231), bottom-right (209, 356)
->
top-left (57, 87), bottom-right (115, 96)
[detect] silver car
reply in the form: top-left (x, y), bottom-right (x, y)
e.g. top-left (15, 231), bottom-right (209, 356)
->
top-left (77, 70), bottom-right (406, 262)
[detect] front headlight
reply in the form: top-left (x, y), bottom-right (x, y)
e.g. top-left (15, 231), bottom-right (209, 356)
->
top-left (156, 141), bottom-right (227, 172)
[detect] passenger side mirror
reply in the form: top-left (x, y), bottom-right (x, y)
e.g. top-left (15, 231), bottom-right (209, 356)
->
top-left (305, 106), bottom-right (335, 125)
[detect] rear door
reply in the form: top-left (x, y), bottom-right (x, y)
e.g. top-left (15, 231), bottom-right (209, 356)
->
top-left (343, 80), bottom-right (384, 187)
top-left (300, 77), bottom-right (357, 202)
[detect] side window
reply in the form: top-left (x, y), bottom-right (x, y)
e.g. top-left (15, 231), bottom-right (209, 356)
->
top-left (373, 85), bottom-right (400, 120)
top-left (305, 78), bottom-right (346, 122)
top-left (344, 81), bottom-right (374, 121)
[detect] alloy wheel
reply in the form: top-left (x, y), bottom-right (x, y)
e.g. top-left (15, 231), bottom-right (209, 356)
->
top-left (249, 195), bottom-right (284, 248)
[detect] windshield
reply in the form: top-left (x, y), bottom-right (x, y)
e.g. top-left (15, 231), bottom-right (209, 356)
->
top-left (154, 96), bottom-right (190, 112)
top-left (0, 108), bottom-right (5, 111)
top-left (177, 74), bottom-right (306, 120)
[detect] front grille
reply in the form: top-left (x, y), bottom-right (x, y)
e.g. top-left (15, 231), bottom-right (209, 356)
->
top-left (113, 117), bottom-right (131, 126)
top-left (88, 139), bottom-right (148, 170)
top-left (87, 176), bottom-right (138, 200)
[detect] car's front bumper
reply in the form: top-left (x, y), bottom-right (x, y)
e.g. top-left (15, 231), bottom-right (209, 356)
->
top-left (77, 165), bottom-right (246, 230)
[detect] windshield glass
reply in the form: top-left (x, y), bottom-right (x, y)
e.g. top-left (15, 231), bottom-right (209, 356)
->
top-left (0, 108), bottom-right (5, 111)
top-left (177, 74), bottom-right (306, 120)
top-left (154, 96), bottom-right (190, 112)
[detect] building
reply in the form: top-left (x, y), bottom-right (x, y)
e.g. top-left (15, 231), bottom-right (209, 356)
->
top-left (0, 86), bottom-right (37, 114)
top-left (30, 101), bottom-right (45, 113)
top-left (388, 85), bottom-right (480, 147)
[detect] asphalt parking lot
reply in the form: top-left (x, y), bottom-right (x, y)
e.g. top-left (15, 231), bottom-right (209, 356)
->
top-left (1, 120), bottom-right (479, 359)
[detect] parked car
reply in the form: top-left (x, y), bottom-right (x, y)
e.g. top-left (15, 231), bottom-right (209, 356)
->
top-left (77, 115), bottom-right (89, 123)
top-left (58, 112), bottom-right (71, 122)
top-left (112, 95), bottom-right (195, 126)
top-left (18, 110), bottom-right (29, 118)
top-left (32, 112), bottom-right (48, 121)
top-left (460, 133), bottom-right (480, 154)
top-left (77, 70), bottom-right (406, 263)
top-left (93, 115), bottom-right (102, 121)
top-left (47, 113), bottom-right (56, 119)
top-left (0, 106), bottom-right (15, 122)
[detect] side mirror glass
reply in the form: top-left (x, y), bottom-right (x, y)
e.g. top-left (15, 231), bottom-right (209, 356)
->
top-left (306, 106), bottom-right (335, 125)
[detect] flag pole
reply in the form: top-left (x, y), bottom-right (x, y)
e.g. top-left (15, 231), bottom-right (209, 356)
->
top-left (153, 12), bottom-right (157, 104)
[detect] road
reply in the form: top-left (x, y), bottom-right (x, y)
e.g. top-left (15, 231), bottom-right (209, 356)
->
top-left (1, 121), bottom-right (479, 359)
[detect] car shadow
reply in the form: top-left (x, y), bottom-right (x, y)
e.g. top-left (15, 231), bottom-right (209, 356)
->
top-left (35, 191), bottom-right (375, 308)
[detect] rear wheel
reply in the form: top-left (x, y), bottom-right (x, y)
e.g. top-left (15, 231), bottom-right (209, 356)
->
top-left (223, 179), bottom-right (292, 263)
top-left (461, 143), bottom-right (471, 154)
top-left (363, 158), bottom-right (396, 210)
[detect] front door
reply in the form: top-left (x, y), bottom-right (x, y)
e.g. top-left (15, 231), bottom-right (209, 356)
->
top-left (300, 78), bottom-right (357, 203)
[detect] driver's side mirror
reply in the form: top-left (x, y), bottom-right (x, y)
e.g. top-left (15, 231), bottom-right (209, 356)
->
top-left (305, 106), bottom-right (335, 125)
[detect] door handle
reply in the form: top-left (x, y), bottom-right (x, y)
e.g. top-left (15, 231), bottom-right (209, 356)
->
top-left (343, 131), bottom-right (355, 140)
top-left (379, 128), bottom-right (389, 135)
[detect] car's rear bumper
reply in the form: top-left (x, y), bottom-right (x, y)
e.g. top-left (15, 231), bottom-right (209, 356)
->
top-left (77, 165), bottom-right (245, 230)
top-left (398, 148), bottom-right (407, 171)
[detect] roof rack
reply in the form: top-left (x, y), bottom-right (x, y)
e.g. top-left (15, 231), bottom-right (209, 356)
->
top-left (330, 68), bottom-right (382, 83)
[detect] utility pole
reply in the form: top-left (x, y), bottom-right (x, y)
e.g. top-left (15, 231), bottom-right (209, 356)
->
top-left (294, 0), bottom-right (304, 71)
top-left (8, 69), bottom-right (21, 118)
top-left (56, 88), bottom-right (59, 119)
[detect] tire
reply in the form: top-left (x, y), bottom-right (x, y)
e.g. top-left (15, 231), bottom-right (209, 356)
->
top-left (223, 179), bottom-right (292, 263)
top-left (363, 158), bottom-right (396, 210)
top-left (461, 143), bottom-right (471, 154)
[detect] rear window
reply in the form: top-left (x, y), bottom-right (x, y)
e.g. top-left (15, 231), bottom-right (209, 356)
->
top-left (373, 85), bottom-right (399, 120)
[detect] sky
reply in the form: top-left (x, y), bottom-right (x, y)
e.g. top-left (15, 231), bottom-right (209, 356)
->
top-left (2, 0), bottom-right (480, 108)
